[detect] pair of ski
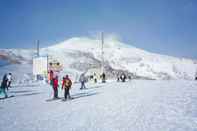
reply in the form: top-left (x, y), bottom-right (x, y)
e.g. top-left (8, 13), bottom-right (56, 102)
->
top-left (61, 97), bottom-right (74, 101)
top-left (46, 97), bottom-right (74, 102)
top-left (0, 95), bottom-right (15, 100)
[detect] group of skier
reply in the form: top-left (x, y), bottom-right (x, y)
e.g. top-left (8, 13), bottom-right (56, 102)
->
top-left (117, 73), bottom-right (127, 82)
top-left (50, 71), bottom-right (135, 100)
top-left (1, 70), bottom-right (197, 100)
top-left (48, 70), bottom-right (107, 100)
top-left (0, 73), bottom-right (12, 98)
top-left (49, 71), bottom-right (72, 100)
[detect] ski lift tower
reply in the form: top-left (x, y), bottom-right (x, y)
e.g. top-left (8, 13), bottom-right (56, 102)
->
top-left (37, 40), bottom-right (40, 57)
top-left (33, 40), bottom-right (48, 81)
top-left (101, 32), bottom-right (104, 74)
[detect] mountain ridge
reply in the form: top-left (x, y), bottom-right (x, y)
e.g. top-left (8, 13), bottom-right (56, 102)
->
top-left (0, 37), bottom-right (196, 80)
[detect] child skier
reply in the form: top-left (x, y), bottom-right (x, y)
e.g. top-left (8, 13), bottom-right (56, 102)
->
top-left (62, 75), bottom-right (72, 100)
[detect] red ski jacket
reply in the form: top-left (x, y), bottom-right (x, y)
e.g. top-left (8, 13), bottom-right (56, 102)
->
top-left (53, 79), bottom-right (58, 89)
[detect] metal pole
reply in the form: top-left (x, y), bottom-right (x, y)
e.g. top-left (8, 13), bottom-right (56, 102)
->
top-left (37, 40), bottom-right (40, 57)
top-left (47, 55), bottom-right (49, 73)
top-left (101, 32), bottom-right (104, 73)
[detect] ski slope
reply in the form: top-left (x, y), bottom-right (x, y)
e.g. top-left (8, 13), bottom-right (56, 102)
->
top-left (0, 80), bottom-right (197, 131)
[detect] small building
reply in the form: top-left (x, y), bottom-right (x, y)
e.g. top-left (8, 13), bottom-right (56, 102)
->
top-left (33, 56), bottom-right (48, 80)
top-left (33, 56), bottom-right (63, 81)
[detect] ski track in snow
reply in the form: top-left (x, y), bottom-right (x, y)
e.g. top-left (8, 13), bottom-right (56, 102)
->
top-left (0, 80), bottom-right (197, 131)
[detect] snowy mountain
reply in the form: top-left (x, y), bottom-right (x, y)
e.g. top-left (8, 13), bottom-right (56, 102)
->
top-left (0, 36), bottom-right (197, 81)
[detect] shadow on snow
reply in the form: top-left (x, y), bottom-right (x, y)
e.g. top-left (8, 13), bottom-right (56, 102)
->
top-left (71, 92), bottom-right (99, 100)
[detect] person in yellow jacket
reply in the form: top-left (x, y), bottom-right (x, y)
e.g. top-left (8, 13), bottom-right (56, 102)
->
top-left (62, 75), bottom-right (72, 100)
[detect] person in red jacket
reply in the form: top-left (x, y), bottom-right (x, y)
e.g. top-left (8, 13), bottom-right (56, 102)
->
top-left (52, 76), bottom-right (59, 99)
top-left (62, 75), bottom-right (72, 100)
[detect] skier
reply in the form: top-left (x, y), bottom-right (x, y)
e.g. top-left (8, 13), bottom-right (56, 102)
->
top-left (93, 73), bottom-right (97, 83)
top-left (62, 75), bottom-right (72, 100)
top-left (0, 74), bottom-right (8, 98)
top-left (128, 75), bottom-right (132, 81)
top-left (101, 73), bottom-right (106, 83)
top-left (120, 73), bottom-right (126, 82)
top-left (49, 70), bottom-right (54, 85)
top-left (79, 73), bottom-right (86, 89)
top-left (6, 73), bottom-right (12, 89)
top-left (90, 75), bottom-right (93, 80)
top-left (195, 72), bottom-right (197, 80)
top-left (52, 76), bottom-right (59, 99)
top-left (117, 76), bottom-right (120, 82)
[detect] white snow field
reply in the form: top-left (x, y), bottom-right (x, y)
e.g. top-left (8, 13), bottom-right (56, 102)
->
top-left (0, 80), bottom-right (197, 131)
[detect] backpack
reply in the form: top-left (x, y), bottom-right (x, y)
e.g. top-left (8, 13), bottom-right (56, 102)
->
top-left (64, 79), bottom-right (72, 87)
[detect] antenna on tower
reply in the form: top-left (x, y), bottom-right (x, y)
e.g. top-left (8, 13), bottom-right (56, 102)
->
top-left (37, 40), bottom-right (40, 57)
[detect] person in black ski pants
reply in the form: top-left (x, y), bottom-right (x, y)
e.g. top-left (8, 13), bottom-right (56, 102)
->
top-left (79, 73), bottom-right (86, 89)
top-left (0, 74), bottom-right (8, 98)
top-left (62, 75), bottom-right (72, 100)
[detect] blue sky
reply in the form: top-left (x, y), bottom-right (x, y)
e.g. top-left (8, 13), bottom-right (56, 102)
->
top-left (0, 0), bottom-right (197, 59)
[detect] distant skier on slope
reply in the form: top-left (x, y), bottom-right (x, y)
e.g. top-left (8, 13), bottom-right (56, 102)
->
top-left (62, 75), bottom-right (72, 100)
top-left (117, 74), bottom-right (120, 82)
top-left (128, 75), bottom-right (132, 81)
top-left (120, 73), bottom-right (126, 82)
top-left (101, 73), bottom-right (106, 83)
top-left (93, 73), bottom-right (97, 83)
top-left (79, 73), bottom-right (86, 90)
top-left (195, 72), bottom-right (197, 80)
top-left (52, 76), bottom-right (59, 99)
top-left (0, 74), bottom-right (8, 98)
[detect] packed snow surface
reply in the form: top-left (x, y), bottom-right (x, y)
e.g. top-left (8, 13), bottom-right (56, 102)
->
top-left (1, 80), bottom-right (197, 131)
